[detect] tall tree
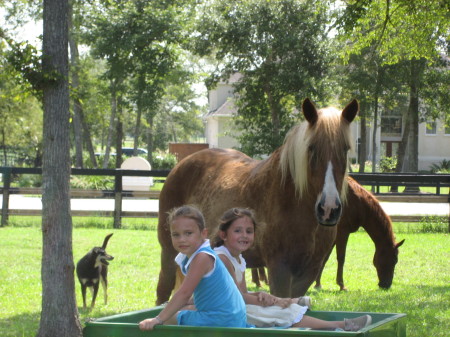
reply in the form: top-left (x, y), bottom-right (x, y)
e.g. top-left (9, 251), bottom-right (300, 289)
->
top-left (83, 0), bottom-right (187, 166)
top-left (37, 0), bottom-right (82, 336)
top-left (193, 0), bottom-right (332, 155)
top-left (336, 0), bottom-right (450, 172)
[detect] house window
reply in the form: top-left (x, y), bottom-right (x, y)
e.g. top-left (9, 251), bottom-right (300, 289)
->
top-left (426, 121), bottom-right (437, 135)
top-left (381, 116), bottom-right (402, 136)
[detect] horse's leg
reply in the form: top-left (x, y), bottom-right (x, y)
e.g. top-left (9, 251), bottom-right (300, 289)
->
top-left (267, 259), bottom-right (291, 297)
top-left (251, 268), bottom-right (261, 287)
top-left (291, 263), bottom-right (323, 297)
top-left (314, 242), bottom-right (335, 290)
top-left (156, 245), bottom-right (178, 305)
top-left (335, 231), bottom-right (350, 291)
top-left (259, 267), bottom-right (268, 285)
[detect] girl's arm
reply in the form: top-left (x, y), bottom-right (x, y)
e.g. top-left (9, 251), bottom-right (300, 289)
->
top-left (218, 255), bottom-right (275, 307)
top-left (139, 253), bottom-right (214, 330)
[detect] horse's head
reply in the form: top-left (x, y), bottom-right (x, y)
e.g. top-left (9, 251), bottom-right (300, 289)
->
top-left (374, 239), bottom-right (405, 289)
top-left (280, 98), bottom-right (358, 226)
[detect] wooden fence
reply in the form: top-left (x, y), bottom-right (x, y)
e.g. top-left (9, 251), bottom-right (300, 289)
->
top-left (1, 167), bottom-right (449, 228)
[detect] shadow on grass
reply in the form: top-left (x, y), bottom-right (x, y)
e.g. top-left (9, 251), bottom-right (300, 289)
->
top-left (0, 311), bottom-right (40, 337)
top-left (0, 308), bottom-right (138, 337)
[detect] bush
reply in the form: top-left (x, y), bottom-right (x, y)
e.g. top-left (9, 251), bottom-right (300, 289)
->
top-left (13, 174), bottom-right (42, 188)
top-left (70, 175), bottom-right (115, 190)
top-left (379, 156), bottom-right (397, 173)
top-left (151, 152), bottom-right (177, 170)
top-left (429, 159), bottom-right (450, 173)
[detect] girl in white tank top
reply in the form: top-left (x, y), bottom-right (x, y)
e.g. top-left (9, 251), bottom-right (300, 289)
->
top-left (212, 208), bottom-right (372, 331)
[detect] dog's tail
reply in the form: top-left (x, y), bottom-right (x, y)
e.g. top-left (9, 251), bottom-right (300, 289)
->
top-left (102, 233), bottom-right (114, 249)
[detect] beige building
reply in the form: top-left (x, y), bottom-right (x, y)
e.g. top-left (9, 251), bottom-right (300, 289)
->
top-left (204, 74), bottom-right (241, 149)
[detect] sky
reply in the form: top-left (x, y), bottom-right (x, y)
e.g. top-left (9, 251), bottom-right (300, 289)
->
top-left (1, 7), bottom-right (42, 46)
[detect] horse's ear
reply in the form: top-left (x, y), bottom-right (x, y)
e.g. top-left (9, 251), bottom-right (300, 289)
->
top-left (302, 98), bottom-right (318, 125)
top-left (396, 239), bottom-right (405, 248)
top-left (341, 99), bottom-right (359, 123)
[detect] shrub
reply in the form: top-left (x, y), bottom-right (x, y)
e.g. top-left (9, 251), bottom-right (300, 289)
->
top-left (13, 174), bottom-right (42, 188)
top-left (151, 152), bottom-right (177, 170)
top-left (70, 175), bottom-right (115, 190)
top-left (429, 159), bottom-right (450, 173)
top-left (379, 156), bottom-right (397, 173)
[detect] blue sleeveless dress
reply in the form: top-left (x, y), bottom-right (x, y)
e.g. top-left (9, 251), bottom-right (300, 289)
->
top-left (176, 240), bottom-right (247, 327)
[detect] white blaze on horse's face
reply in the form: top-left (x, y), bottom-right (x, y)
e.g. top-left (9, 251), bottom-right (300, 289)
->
top-left (315, 161), bottom-right (342, 226)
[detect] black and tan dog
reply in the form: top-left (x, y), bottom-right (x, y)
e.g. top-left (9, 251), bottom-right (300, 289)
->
top-left (76, 233), bottom-right (114, 310)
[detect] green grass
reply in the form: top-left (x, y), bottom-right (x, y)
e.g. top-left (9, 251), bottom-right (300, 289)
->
top-left (0, 227), bottom-right (448, 337)
top-left (361, 185), bottom-right (450, 194)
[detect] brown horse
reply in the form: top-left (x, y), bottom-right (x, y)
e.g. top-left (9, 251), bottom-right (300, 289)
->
top-left (250, 177), bottom-right (405, 291)
top-left (156, 98), bottom-right (358, 304)
top-left (314, 177), bottom-right (405, 290)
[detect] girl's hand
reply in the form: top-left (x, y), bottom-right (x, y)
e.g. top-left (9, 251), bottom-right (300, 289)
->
top-left (139, 318), bottom-right (161, 331)
top-left (274, 297), bottom-right (292, 308)
top-left (257, 292), bottom-right (277, 306)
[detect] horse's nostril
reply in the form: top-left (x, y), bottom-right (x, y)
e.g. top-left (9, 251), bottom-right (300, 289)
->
top-left (316, 203), bottom-right (325, 217)
top-left (330, 203), bottom-right (342, 220)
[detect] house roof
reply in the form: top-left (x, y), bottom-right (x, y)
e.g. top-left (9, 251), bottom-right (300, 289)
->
top-left (205, 99), bottom-right (237, 118)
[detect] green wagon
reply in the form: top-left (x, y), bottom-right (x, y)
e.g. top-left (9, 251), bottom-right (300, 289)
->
top-left (83, 306), bottom-right (406, 337)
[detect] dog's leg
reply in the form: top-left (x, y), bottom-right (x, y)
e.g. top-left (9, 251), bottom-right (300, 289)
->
top-left (80, 283), bottom-right (88, 309)
top-left (91, 280), bottom-right (100, 309)
top-left (100, 266), bottom-right (108, 305)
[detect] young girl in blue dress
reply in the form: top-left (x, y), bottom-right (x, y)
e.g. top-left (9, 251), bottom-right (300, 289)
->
top-left (139, 205), bottom-right (247, 331)
top-left (213, 207), bottom-right (372, 331)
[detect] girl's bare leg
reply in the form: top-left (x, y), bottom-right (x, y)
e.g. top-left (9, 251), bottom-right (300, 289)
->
top-left (293, 315), bottom-right (344, 330)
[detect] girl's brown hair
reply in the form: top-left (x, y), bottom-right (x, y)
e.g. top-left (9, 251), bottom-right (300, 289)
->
top-left (167, 205), bottom-right (206, 231)
top-left (212, 208), bottom-right (257, 247)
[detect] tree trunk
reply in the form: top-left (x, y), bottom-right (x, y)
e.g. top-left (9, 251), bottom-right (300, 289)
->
top-left (358, 101), bottom-right (367, 173)
top-left (38, 0), bottom-right (82, 336)
top-left (407, 58), bottom-right (423, 173)
top-left (115, 96), bottom-right (124, 168)
top-left (68, 3), bottom-right (83, 168)
top-left (146, 113), bottom-right (155, 165)
top-left (395, 108), bottom-right (410, 173)
top-left (133, 75), bottom-right (144, 155)
top-left (396, 58), bottom-right (425, 175)
top-left (80, 108), bottom-right (98, 168)
top-left (403, 58), bottom-right (424, 192)
top-left (371, 65), bottom-right (384, 173)
top-left (371, 99), bottom-right (378, 175)
top-left (103, 80), bottom-right (117, 168)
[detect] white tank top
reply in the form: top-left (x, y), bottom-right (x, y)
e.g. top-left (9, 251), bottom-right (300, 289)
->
top-left (214, 245), bottom-right (246, 283)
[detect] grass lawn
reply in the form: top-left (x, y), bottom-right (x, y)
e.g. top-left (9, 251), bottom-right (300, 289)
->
top-left (0, 226), bottom-right (448, 337)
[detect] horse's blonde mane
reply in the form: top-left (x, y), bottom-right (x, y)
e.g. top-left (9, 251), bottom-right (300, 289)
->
top-left (280, 107), bottom-right (352, 201)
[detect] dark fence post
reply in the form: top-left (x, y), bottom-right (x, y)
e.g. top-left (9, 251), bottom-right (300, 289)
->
top-left (114, 170), bottom-right (122, 229)
top-left (1, 167), bottom-right (11, 227)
